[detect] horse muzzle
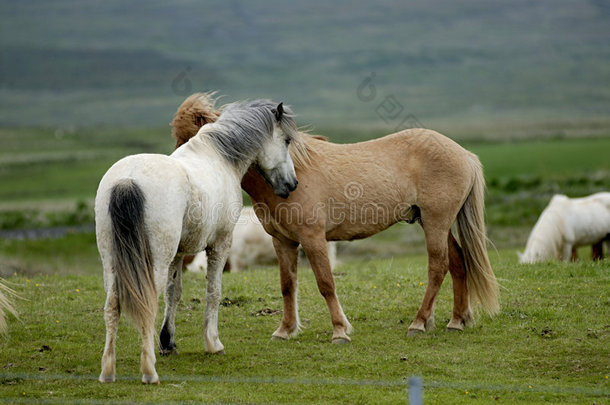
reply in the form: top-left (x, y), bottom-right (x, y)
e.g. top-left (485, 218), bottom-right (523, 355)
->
top-left (274, 178), bottom-right (298, 199)
top-left (256, 165), bottom-right (299, 199)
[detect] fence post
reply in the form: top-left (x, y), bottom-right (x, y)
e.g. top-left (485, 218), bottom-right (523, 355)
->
top-left (408, 376), bottom-right (423, 405)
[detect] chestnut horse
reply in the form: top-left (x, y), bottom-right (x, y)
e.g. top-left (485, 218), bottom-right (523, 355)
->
top-left (172, 93), bottom-right (499, 342)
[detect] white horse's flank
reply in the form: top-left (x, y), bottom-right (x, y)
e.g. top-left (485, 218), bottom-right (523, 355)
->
top-left (95, 100), bottom-right (300, 384)
top-left (519, 192), bottom-right (610, 263)
top-left (187, 206), bottom-right (338, 273)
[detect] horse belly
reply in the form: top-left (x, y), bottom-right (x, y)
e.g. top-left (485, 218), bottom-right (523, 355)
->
top-left (179, 182), bottom-right (241, 254)
top-left (326, 220), bottom-right (395, 241)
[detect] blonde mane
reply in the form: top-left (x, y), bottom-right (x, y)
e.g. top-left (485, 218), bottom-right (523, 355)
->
top-left (171, 92), bottom-right (312, 169)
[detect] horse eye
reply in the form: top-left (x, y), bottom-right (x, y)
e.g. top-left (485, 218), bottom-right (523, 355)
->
top-left (285, 138), bottom-right (291, 146)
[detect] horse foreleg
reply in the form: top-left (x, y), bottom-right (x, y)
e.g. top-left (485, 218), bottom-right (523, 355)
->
top-left (203, 237), bottom-right (230, 354)
top-left (301, 237), bottom-right (352, 344)
top-left (408, 228), bottom-right (449, 336)
top-left (99, 287), bottom-right (120, 383)
top-left (271, 237), bottom-right (301, 340)
top-left (446, 232), bottom-right (473, 331)
top-left (571, 247), bottom-right (579, 262)
top-left (560, 243), bottom-right (573, 262)
top-left (159, 256), bottom-right (184, 355)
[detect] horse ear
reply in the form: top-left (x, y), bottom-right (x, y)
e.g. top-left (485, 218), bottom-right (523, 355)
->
top-left (273, 102), bottom-right (284, 122)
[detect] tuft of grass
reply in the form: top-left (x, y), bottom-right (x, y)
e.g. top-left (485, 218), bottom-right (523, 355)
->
top-left (0, 251), bottom-right (608, 404)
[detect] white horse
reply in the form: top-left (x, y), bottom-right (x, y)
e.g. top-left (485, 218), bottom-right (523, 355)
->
top-left (0, 280), bottom-right (16, 334)
top-left (519, 192), bottom-right (610, 263)
top-left (95, 100), bottom-right (302, 384)
top-left (187, 206), bottom-right (338, 273)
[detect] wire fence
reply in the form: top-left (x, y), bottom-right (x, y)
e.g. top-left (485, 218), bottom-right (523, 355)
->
top-left (1, 371), bottom-right (608, 404)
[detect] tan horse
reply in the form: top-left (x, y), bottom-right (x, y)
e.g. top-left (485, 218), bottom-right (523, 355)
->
top-left (173, 93), bottom-right (499, 342)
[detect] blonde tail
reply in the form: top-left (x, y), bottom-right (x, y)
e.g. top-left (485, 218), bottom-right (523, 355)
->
top-left (456, 155), bottom-right (500, 315)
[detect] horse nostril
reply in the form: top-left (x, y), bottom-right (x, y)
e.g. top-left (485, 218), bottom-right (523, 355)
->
top-left (289, 180), bottom-right (298, 191)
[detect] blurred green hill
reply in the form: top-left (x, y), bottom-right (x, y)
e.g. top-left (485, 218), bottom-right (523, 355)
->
top-left (1, 0), bottom-right (609, 139)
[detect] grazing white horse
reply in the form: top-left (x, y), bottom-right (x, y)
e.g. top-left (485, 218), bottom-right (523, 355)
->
top-left (0, 280), bottom-right (16, 334)
top-left (95, 100), bottom-right (301, 384)
top-left (187, 206), bottom-right (338, 273)
top-left (519, 192), bottom-right (610, 263)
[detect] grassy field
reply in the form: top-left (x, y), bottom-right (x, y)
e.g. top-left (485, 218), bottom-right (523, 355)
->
top-left (0, 127), bottom-right (609, 403)
top-left (0, 251), bottom-right (608, 404)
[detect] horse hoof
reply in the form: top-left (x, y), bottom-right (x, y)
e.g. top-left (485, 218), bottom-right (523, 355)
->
top-left (211, 349), bottom-right (225, 355)
top-left (407, 328), bottom-right (424, 337)
top-left (99, 375), bottom-right (115, 383)
top-left (271, 334), bottom-right (289, 341)
top-left (159, 347), bottom-right (178, 356)
top-left (142, 374), bottom-right (160, 385)
top-left (332, 337), bottom-right (351, 344)
top-left (446, 327), bottom-right (463, 333)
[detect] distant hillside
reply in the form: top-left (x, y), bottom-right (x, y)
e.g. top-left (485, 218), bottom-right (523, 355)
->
top-left (1, 0), bottom-right (609, 139)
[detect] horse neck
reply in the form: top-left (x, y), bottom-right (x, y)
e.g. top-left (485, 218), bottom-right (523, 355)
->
top-left (183, 128), bottom-right (255, 179)
top-left (241, 167), bottom-right (270, 203)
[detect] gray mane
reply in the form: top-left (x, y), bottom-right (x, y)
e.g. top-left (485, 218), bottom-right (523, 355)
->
top-left (202, 99), bottom-right (297, 166)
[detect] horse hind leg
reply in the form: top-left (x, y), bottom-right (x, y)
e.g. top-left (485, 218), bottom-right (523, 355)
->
top-left (99, 278), bottom-right (158, 384)
top-left (140, 318), bottom-right (159, 384)
top-left (99, 286), bottom-right (120, 383)
top-left (408, 227), bottom-right (449, 336)
top-left (446, 232), bottom-right (473, 331)
top-left (160, 256), bottom-right (184, 355)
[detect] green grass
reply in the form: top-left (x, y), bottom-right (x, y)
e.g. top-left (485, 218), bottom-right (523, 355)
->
top-left (0, 126), bottom-right (170, 203)
top-left (469, 137), bottom-right (610, 180)
top-left (0, 233), bottom-right (99, 277)
top-left (474, 137), bottom-right (610, 228)
top-left (0, 251), bottom-right (608, 404)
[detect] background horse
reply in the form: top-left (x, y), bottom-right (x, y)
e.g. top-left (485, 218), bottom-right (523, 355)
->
top-left (186, 206), bottom-right (338, 273)
top-left (519, 192), bottom-right (610, 263)
top-left (95, 100), bottom-right (301, 384)
top-left (0, 280), bottom-right (16, 334)
top-left (172, 93), bottom-right (499, 343)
